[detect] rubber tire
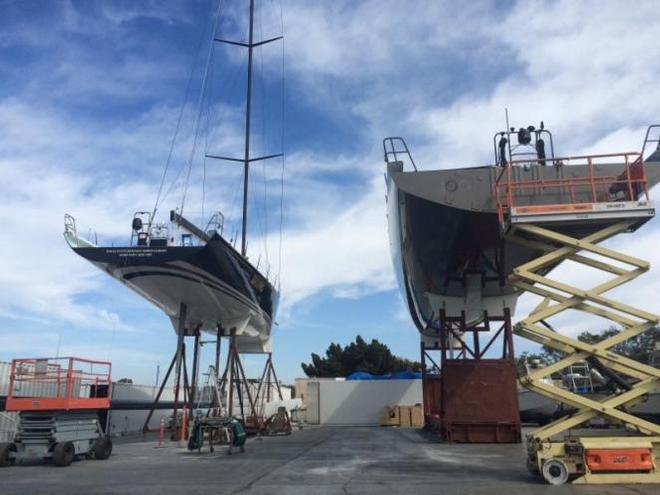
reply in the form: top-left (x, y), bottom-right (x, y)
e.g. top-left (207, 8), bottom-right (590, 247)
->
top-left (52, 442), bottom-right (75, 467)
top-left (541, 459), bottom-right (569, 485)
top-left (93, 437), bottom-right (112, 460)
top-left (0, 442), bottom-right (17, 467)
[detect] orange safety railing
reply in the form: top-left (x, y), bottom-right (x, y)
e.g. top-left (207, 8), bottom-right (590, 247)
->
top-left (5, 357), bottom-right (112, 412)
top-left (494, 152), bottom-right (650, 223)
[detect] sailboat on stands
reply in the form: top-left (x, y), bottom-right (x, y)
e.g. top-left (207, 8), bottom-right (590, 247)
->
top-left (64, 0), bottom-right (286, 428)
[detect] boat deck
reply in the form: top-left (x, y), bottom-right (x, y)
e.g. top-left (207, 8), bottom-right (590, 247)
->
top-left (2, 426), bottom-right (658, 494)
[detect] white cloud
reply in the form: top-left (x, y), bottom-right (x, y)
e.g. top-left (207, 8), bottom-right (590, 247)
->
top-left (2, 0), bottom-right (660, 373)
top-left (278, 174), bottom-right (396, 310)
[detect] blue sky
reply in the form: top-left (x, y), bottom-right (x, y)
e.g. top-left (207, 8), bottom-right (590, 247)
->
top-left (2, 0), bottom-right (660, 385)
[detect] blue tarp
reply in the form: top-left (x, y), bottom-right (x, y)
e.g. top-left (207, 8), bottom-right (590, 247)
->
top-left (345, 371), bottom-right (422, 380)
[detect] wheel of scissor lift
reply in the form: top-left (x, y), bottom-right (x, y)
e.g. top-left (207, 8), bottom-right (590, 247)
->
top-left (0, 442), bottom-right (17, 467)
top-left (52, 442), bottom-right (75, 467)
top-left (541, 459), bottom-right (569, 485)
top-left (93, 437), bottom-right (112, 460)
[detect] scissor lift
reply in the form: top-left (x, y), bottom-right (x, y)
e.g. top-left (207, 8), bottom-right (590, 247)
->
top-left (0, 357), bottom-right (112, 467)
top-left (496, 127), bottom-right (660, 484)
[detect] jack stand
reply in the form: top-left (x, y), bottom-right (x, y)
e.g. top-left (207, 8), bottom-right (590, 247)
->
top-left (507, 220), bottom-right (660, 484)
top-left (223, 331), bottom-right (258, 427)
top-left (142, 303), bottom-right (202, 440)
top-left (421, 309), bottom-right (521, 443)
top-left (221, 339), bottom-right (289, 434)
top-left (252, 354), bottom-right (291, 435)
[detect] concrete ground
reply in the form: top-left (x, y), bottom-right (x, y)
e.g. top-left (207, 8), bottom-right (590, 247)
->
top-left (1, 426), bottom-right (656, 495)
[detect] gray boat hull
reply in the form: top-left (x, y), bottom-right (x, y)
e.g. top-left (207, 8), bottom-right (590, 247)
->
top-left (386, 156), bottom-right (660, 340)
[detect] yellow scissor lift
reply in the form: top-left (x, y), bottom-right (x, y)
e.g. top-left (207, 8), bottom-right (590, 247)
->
top-left (496, 134), bottom-right (660, 484)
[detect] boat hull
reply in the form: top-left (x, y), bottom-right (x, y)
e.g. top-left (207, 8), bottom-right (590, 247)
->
top-left (71, 238), bottom-right (278, 353)
top-left (386, 158), bottom-right (660, 340)
top-left (386, 164), bottom-right (520, 340)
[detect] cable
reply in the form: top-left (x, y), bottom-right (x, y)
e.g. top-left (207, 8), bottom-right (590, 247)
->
top-left (276, 0), bottom-right (285, 290)
top-left (180, 0), bottom-right (225, 216)
top-left (258, 1), bottom-right (270, 273)
top-left (200, 35), bottom-right (219, 227)
top-left (150, 5), bottom-right (209, 226)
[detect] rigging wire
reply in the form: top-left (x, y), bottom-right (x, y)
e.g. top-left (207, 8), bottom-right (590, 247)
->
top-left (258, 0), bottom-right (270, 273)
top-left (201, 30), bottom-right (219, 228)
top-left (180, 0), bottom-right (225, 216)
top-left (157, 0), bottom-right (226, 215)
top-left (150, 9), bottom-right (209, 226)
top-left (201, 122), bottom-right (208, 226)
top-left (276, 0), bottom-right (286, 290)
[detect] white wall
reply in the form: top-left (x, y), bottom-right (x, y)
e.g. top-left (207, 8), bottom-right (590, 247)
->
top-left (305, 380), bottom-right (423, 426)
top-left (107, 408), bottom-right (172, 436)
top-left (112, 382), bottom-right (175, 402)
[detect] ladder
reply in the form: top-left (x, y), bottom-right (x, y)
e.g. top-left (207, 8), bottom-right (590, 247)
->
top-left (196, 365), bottom-right (225, 416)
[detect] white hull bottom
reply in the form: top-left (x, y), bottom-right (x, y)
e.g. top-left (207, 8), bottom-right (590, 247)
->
top-left (425, 291), bottom-right (519, 325)
top-left (103, 263), bottom-right (272, 353)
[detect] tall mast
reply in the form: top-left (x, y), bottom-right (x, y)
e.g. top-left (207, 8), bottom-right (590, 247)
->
top-left (205, 0), bottom-right (283, 261)
top-left (241, 0), bottom-right (255, 257)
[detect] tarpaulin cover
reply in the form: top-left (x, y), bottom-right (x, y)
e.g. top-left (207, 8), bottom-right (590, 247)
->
top-left (345, 371), bottom-right (422, 380)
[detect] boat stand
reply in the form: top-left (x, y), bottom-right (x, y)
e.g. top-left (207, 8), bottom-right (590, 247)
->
top-left (421, 309), bottom-right (521, 443)
top-left (143, 309), bottom-right (288, 439)
top-left (222, 331), bottom-right (258, 428)
top-left (142, 303), bottom-right (206, 439)
top-left (220, 336), bottom-right (288, 434)
top-left (506, 219), bottom-right (660, 484)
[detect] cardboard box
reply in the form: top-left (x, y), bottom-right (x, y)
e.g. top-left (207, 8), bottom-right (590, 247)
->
top-left (379, 406), bottom-right (400, 426)
top-left (410, 403), bottom-right (424, 428)
top-left (399, 406), bottom-right (412, 427)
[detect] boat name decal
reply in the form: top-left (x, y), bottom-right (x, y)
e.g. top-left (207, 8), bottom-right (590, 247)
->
top-left (105, 248), bottom-right (167, 257)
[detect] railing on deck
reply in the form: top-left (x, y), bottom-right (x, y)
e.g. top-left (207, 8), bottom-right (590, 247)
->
top-left (6, 357), bottom-right (112, 412)
top-left (494, 152), bottom-right (650, 223)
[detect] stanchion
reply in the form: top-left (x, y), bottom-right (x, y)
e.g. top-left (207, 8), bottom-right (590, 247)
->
top-left (154, 417), bottom-right (166, 449)
top-left (178, 409), bottom-right (188, 448)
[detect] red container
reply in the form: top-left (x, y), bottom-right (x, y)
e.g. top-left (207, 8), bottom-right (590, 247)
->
top-left (423, 359), bottom-right (521, 443)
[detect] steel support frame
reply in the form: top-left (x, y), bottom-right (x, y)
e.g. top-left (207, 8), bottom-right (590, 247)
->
top-left (142, 303), bottom-right (203, 438)
top-left (421, 309), bottom-right (521, 443)
top-left (142, 321), bottom-right (286, 438)
top-left (220, 344), bottom-right (286, 433)
top-left (508, 220), bottom-right (660, 484)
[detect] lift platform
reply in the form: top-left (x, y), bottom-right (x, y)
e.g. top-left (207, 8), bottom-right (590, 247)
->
top-left (496, 126), bottom-right (660, 484)
top-left (0, 357), bottom-right (113, 467)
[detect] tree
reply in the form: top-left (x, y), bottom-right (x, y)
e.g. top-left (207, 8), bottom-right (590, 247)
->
top-left (574, 327), bottom-right (659, 365)
top-left (301, 335), bottom-right (421, 377)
